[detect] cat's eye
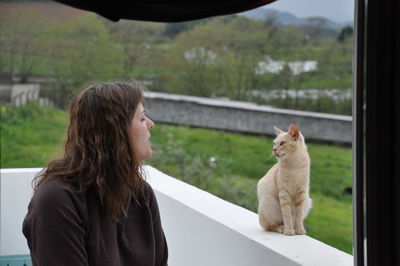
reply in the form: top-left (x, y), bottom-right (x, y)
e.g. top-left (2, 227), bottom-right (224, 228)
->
top-left (280, 141), bottom-right (286, 146)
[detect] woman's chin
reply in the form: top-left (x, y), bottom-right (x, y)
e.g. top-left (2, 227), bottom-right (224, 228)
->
top-left (143, 150), bottom-right (153, 161)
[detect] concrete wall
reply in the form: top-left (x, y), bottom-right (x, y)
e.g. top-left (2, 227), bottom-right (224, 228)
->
top-left (10, 84), bottom-right (40, 106)
top-left (0, 167), bottom-right (353, 266)
top-left (144, 91), bottom-right (352, 145)
top-left (0, 84), bottom-right (53, 108)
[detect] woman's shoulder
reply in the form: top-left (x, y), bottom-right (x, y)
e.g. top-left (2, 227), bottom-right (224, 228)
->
top-left (140, 180), bottom-right (162, 212)
top-left (35, 176), bottom-right (71, 195)
top-left (31, 177), bottom-right (86, 210)
top-left (142, 180), bottom-right (156, 198)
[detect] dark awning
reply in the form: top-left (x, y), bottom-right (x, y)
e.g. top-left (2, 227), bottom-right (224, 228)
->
top-left (53, 0), bottom-right (277, 22)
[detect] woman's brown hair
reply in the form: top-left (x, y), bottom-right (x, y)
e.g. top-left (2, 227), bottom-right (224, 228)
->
top-left (34, 82), bottom-right (145, 221)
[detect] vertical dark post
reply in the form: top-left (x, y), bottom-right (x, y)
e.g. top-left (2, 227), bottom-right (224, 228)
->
top-left (354, 0), bottom-right (400, 265)
top-left (353, 0), bottom-right (365, 264)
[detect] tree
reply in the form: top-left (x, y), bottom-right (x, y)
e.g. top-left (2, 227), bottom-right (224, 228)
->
top-left (161, 16), bottom-right (268, 99)
top-left (164, 20), bottom-right (207, 38)
top-left (105, 20), bottom-right (166, 79)
top-left (268, 25), bottom-right (308, 57)
top-left (0, 8), bottom-right (125, 108)
top-left (0, 7), bottom-right (51, 82)
top-left (338, 26), bottom-right (353, 43)
top-left (43, 14), bottom-right (125, 107)
top-left (304, 40), bottom-right (352, 114)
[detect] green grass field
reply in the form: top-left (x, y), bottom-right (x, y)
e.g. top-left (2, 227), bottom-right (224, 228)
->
top-left (1, 103), bottom-right (67, 168)
top-left (0, 103), bottom-right (353, 254)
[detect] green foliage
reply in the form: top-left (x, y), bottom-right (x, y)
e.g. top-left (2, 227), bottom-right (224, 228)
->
top-left (47, 14), bottom-right (125, 97)
top-left (0, 8), bottom-right (125, 107)
top-left (157, 15), bottom-right (352, 113)
top-left (338, 26), bottom-right (354, 43)
top-left (104, 20), bottom-right (167, 78)
top-left (164, 19), bottom-right (208, 38)
top-left (252, 92), bottom-right (352, 115)
top-left (0, 7), bottom-right (52, 81)
top-left (0, 5), bottom-right (353, 115)
top-left (159, 16), bottom-right (268, 99)
top-left (306, 194), bottom-right (352, 253)
top-left (0, 102), bottom-right (67, 168)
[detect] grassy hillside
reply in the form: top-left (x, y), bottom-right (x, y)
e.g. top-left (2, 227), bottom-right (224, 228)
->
top-left (0, 103), bottom-right (353, 254)
top-left (1, 103), bottom-right (67, 168)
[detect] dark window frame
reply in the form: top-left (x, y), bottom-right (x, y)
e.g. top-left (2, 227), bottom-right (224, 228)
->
top-left (354, 0), bottom-right (400, 265)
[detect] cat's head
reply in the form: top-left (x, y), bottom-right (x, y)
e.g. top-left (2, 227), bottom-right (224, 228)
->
top-left (272, 124), bottom-right (305, 159)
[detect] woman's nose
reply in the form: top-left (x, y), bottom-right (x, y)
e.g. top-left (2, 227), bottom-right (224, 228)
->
top-left (148, 118), bottom-right (155, 129)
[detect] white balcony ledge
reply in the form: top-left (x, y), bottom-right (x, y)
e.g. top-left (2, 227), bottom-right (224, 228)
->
top-left (1, 167), bottom-right (353, 266)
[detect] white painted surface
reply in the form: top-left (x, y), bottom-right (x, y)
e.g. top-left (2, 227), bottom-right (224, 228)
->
top-left (0, 167), bottom-right (353, 266)
top-left (0, 168), bottom-right (39, 255)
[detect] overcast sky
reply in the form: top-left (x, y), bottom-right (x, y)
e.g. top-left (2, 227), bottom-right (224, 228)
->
top-left (265, 0), bottom-right (355, 24)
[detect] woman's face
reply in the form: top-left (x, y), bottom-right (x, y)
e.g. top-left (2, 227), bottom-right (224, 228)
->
top-left (130, 102), bottom-right (155, 161)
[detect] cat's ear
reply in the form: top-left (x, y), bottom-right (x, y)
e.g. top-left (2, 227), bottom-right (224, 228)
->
top-left (273, 126), bottom-right (284, 136)
top-left (289, 124), bottom-right (300, 140)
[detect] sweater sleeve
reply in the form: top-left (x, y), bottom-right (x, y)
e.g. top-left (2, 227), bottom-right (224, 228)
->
top-left (22, 179), bottom-right (89, 266)
top-left (145, 183), bottom-right (169, 266)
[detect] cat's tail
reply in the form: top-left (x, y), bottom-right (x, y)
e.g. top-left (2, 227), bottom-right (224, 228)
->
top-left (304, 197), bottom-right (313, 218)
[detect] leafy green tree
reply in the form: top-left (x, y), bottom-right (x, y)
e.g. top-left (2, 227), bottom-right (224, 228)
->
top-left (105, 20), bottom-right (166, 79)
top-left (267, 25), bottom-right (311, 58)
top-left (164, 20), bottom-right (207, 38)
top-left (44, 14), bottom-right (125, 107)
top-left (0, 7), bottom-right (51, 82)
top-left (0, 8), bottom-right (125, 108)
top-left (338, 26), bottom-right (353, 43)
top-left (301, 39), bottom-right (352, 114)
top-left (161, 16), bottom-right (267, 99)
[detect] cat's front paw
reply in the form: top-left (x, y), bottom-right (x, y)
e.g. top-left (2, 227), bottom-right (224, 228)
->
top-left (284, 228), bottom-right (295, 236)
top-left (295, 227), bottom-right (306, 235)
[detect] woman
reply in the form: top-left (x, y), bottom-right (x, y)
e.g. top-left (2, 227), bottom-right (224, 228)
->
top-left (22, 82), bottom-right (168, 266)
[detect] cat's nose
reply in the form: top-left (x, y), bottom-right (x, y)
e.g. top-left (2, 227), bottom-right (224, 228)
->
top-left (273, 148), bottom-right (277, 152)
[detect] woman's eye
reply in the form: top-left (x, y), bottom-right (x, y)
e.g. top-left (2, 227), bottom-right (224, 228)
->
top-left (280, 141), bottom-right (286, 146)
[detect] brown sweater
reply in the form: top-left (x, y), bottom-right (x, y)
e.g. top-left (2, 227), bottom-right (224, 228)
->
top-left (22, 177), bottom-right (168, 266)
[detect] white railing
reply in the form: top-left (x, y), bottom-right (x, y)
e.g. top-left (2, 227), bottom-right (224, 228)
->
top-left (0, 167), bottom-right (353, 266)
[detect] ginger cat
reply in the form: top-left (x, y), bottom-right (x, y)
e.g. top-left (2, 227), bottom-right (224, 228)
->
top-left (257, 124), bottom-right (312, 236)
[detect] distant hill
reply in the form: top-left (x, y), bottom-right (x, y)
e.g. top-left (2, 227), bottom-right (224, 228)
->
top-left (0, 2), bottom-right (87, 23)
top-left (239, 8), bottom-right (347, 30)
